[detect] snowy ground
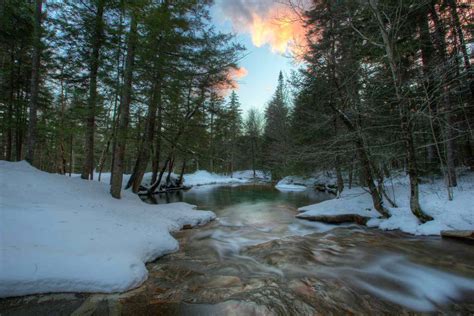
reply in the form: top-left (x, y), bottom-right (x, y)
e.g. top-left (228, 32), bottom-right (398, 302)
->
top-left (0, 161), bottom-right (216, 298)
top-left (298, 171), bottom-right (474, 235)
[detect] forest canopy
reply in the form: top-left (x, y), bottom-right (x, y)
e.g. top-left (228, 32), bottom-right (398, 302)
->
top-left (0, 0), bottom-right (472, 219)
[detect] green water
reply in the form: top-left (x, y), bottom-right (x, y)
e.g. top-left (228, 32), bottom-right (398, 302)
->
top-left (145, 183), bottom-right (332, 210)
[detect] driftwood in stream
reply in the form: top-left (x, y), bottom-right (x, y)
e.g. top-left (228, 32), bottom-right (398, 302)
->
top-left (297, 213), bottom-right (371, 225)
top-left (138, 185), bottom-right (191, 195)
top-left (441, 230), bottom-right (474, 244)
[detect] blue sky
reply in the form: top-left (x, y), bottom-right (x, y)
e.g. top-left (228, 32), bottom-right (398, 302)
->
top-left (210, 1), bottom-right (298, 115)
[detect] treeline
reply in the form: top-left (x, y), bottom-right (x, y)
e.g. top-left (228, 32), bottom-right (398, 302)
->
top-left (1, 0), bottom-right (472, 213)
top-left (0, 0), bottom-right (260, 197)
top-left (266, 0), bottom-right (472, 222)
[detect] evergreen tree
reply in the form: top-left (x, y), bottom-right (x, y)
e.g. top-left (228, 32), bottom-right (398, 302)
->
top-left (263, 71), bottom-right (290, 180)
top-left (244, 108), bottom-right (264, 178)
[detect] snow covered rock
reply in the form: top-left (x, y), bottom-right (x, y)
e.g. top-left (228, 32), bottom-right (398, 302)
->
top-left (0, 161), bottom-right (216, 298)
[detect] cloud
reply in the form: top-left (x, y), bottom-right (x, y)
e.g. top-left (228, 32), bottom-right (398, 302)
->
top-left (214, 66), bottom-right (249, 96)
top-left (217, 0), bottom-right (309, 56)
top-left (229, 66), bottom-right (249, 80)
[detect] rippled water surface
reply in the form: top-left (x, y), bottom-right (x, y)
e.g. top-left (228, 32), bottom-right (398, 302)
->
top-left (139, 184), bottom-right (474, 314)
top-left (2, 184), bottom-right (473, 315)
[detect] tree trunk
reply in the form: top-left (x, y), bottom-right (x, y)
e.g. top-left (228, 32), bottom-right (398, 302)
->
top-left (333, 117), bottom-right (344, 197)
top-left (446, 0), bottom-right (473, 98)
top-left (149, 157), bottom-right (169, 193)
top-left (348, 157), bottom-right (354, 189)
top-left (57, 71), bottom-right (67, 174)
top-left (81, 0), bottom-right (105, 180)
top-left (151, 104), bottom-right (162, 184)
top-left (25, 0), bottom-right (43, 164)
top-left (166, 157), bottom-right (174, 185)
top-left (128, 78), bottom-right (162, 193)
top-left (6, 47), bottom-right (15, 161)
top-left (109, 2), bottom-right (125, 185)
top-left (418, 7), bottom-right (439, 172)
top-left (251, 138), bottom-right (256, 179)
top-left (97, 138), bottom-right (111, 181)
top-left (335, 157), bottom-right (344, 198)
top-left (69, 134), bottom-right (74, 176)
top-left (110, 12), bottom-right (138, 199)
top-left (369, 0), bottom-right (432, 222)
top-left (429, 2), bottom-right (457, 187)
top-left (178, 158), bottom-right (186, 186)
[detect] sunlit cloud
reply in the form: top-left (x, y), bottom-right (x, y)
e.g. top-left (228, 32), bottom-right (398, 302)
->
top-left (229, 66), bottom-right (249, 82)
top-left (217, 0), bottom-right (309, 57)
top-left (213, 66), bottom-right (249, 96)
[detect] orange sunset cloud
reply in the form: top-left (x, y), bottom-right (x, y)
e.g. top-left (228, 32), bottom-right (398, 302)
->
top-left (218, 0), bottom-right (309, 57)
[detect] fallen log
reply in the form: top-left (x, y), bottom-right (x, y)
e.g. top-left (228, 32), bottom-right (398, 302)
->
top-left (441, 230), bottom-right (474, 244)
top-left (138, 185), bottom-right (192, 196)
top-left (296, 213), bottom-right (370, 225)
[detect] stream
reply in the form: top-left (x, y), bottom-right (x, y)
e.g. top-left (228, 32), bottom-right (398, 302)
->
top-left (2, 184), bottom-right (474, 315)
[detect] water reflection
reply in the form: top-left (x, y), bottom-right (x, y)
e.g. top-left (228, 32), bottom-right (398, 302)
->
top-left (144, 183), bottom-right (332, 211)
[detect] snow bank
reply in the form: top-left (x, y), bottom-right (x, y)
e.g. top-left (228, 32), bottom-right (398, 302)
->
top-left (231, 170), bottom-right (270, 182)
top-left (75, 169), bottom-right (268, 188)
top-left (298, 172), bottom-right (474, 235)
top-left (275, 172), bottom-right (337, 192)
top-left (182, 170), bottom-right (248, 186)
top-left (275, 176), bottom-right (309, 191)
top-left (0, 161), bottom-right (215, 298)
top-left (275, 182), bottom-right (307, 191)
top-left (298, 188), bottom-right (381, 218)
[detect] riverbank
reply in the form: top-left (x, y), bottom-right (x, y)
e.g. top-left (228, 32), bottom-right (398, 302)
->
top-left (72, 169), bottom-right (269, 188)
top-left (0, 161), bottom-right (216, 298)
top-left (297, 171), bottom-right (474, 235)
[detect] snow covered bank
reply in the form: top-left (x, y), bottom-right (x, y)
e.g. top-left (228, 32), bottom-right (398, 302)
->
top-left (275, 172), bottom-right (337, 192)
top-left (74, 169), bottom-right (268, 188)
top-left (275, 182), bottom-right (307, 191)
top-left (298, 172), bottom-right (474, 235)
top-left (0, 161), bottom-right (215, 298)
top-left (181, 170), bottom-right (248, 186)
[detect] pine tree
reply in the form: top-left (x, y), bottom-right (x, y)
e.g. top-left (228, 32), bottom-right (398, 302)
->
top-left (244, 108), bottom-right (263, 178)
top-left (263, 71), bottom-right (290, 180)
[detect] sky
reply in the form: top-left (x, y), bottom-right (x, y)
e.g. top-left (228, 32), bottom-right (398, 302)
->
top-left (210, 0), bottom-right (307, 114)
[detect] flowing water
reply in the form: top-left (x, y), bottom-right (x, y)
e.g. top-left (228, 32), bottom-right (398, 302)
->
top-left (2, 184), bottom-right (474, 315)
